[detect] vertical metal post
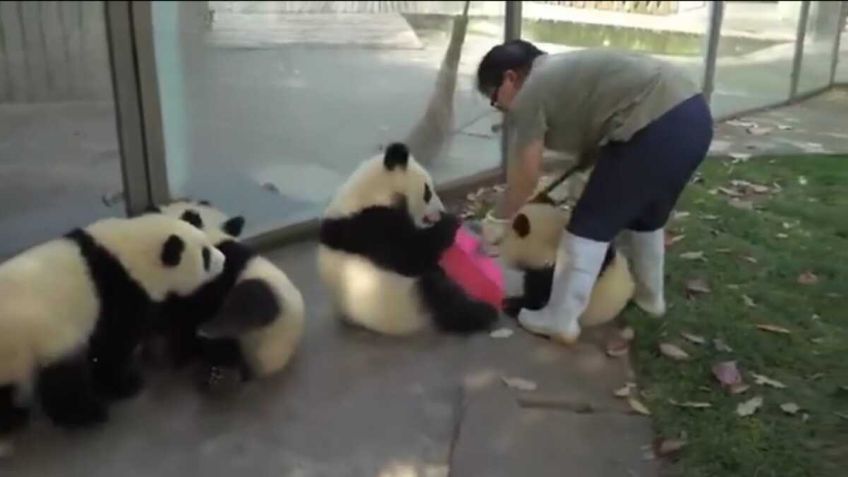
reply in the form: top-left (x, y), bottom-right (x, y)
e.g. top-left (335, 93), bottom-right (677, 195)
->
top-left (829, 1), bottom-right (847, 84)
top-left (129, 1), bottom-right (171, 205)
top-left (790, 1), bottom-right (811, 98)
top-left (701, 0), bottom-right (724, 104)
top-left (104, 1), bottom-right (153, 216)
top-left (500, 1), bottom-right (522, 181)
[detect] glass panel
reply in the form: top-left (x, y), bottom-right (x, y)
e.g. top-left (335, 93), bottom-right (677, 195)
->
top-left (518, 2), bottom-right (708, 87)
top-left (798, 1), bottom-right (843, 94)
top-left (712, 1), bottom-right (801, 117)
top-left (149, 1), bottom-right (505, 238)
top-left (0, 1), bottom-right (123, 258)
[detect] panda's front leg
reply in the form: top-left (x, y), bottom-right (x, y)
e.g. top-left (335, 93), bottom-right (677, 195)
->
top-left (88, 339), bottom-right (144, 401)
top-left (38, 352), bottom-right (108, 429)
top-left (503, 268), bottom-right (554, 318)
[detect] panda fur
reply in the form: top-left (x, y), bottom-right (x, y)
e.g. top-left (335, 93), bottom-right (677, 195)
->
top-left (150, 200), bottom-right (305, 392)
top-left (0, 214), bottom-right (225, 433)
top-left (498, 196), bottom-right (635, 327)
top-left (317, 142), bottom-right (498, 336)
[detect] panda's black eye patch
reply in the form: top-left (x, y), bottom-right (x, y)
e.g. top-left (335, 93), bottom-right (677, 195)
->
top-left (423, 184), bottom-right (432, 203)
top-left (181, 210), bottom-right (203, 230)
top-left (202, 247), bottom-right (211, 271)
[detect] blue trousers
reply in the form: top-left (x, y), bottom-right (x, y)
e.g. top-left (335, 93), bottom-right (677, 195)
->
top-left (568, 93), bottom-right (714, 242)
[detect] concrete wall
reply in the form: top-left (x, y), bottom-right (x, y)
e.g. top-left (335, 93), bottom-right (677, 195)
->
top-left (0, 1), bottom-right (112, 103)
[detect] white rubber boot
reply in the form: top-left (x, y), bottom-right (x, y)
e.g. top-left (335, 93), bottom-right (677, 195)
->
top-left (517, 231), bottom-right (608, 344)
top-left (622, 229), bottom-right (666, 317)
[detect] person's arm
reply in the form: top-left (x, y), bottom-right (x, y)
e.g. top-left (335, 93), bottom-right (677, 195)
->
top-left (492, 138), bottom-right (544, 219)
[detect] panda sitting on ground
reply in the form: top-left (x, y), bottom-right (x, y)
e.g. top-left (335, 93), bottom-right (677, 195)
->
top-left (147, 199), bottom-right (305, 394)
top-left (498, 194), bottom-right (635, 328)
top-left (317, 142), bottom-right (498, 336)
top-left (0, 214), bottom-right (226, 434)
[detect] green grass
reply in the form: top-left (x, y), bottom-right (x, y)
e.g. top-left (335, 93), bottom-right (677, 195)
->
top-left (625, 155), bottom-right (848, 476)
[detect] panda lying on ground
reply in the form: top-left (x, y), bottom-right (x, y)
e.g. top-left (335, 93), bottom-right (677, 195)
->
top-left (317, 142), bottom-right (498, 336)
top-left (0, 214), bottom-right (226, 434)
top-left (147, 200), bottom-right (305, 394)
top-left (498, 195), bottom-right (635, 328)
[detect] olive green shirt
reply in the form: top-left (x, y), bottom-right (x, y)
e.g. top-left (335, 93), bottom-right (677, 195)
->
top-left (506, 49), bottom-right (701, 165)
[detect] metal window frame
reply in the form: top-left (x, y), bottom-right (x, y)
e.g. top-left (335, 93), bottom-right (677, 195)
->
top-left (499, 1), bottom-right (522, 181)
top-left (104, 1), bottom-right (154, 216)
top-left (790, 1), bottom-right (812, 98)
top-left (701, 0), bottom-right (724, 105)
top-left (830, 1), bottom-right (847, 84)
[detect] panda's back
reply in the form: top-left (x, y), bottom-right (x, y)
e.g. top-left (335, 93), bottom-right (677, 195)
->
top-left (0, 237), bottom-right (99, 370)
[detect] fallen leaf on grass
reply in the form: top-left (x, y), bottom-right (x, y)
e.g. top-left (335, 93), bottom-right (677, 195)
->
top-left (606, 337), bottom-right (630, 358)
top-left (726, 284), bottom-right (741, 290)
top-left (614, 382), bottom-right (636, 398)
top-left (681, 332), bottom-right (706, 345)
top-left (653, 437), bottom-right (687, 457)
top-left (798, 176), bottom-right (808, 186)
top-left (659, 343), bottom-right (690, 361)
top-left (620, 326), bottom-right (635, 341)
top-left (729, 198), bottom-right (755, 210)
top-left (664, 231), bottom-right (686, 247)
top-left (776, 233), bottom-right (789, 239)
top-left (777, 124), bottom-right (793, 131)
top-left (669, 399), bottom-right (712, 409)
top-left (726, 119), bottom-right (756, 128)
top-left (797, 271), bottom-right (819, 285)
top-left (489, 328), bottom-right (514, 339)
top-left (712, 361), bottom-right (741, 383)
top-left (751, 373), bottom-right (787, 389)
top-left (756, 324), bottom-right (791, 335)
top-left (729, 152), bottom-right (752, 163)
top-left (741, 255), bottom-right (758, 264)
top-left (702, 214), bottom-right (720, 221)
top-left (836, 412), bottom-right (848, 421)
top-left (746, 125), bottom-right (774, 136)
top-left (742, 294), bottom-right (757, 307)
top-left (685, 278), bottom-right (711, 297)
top-left (501, 376), bottom-right (538, 392)
top-left (628, 397), bottom-right (651, 415)
top-left (715, 248), bottom-right (732, 253)
top-left (673, 211), bottom-right (690, 220)
top-left (736, 396), bottom-right (764, 417)
top-left (679, 251), bottom-right (705, 261)
top-left (713, 338), bottom-right (733, 352)
top-left (717, 186), bottom-right (743, 198)
top-left (780, 403), bottom-right (801, 415)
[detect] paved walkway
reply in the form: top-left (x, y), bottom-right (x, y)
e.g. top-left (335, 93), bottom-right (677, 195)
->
top-left (1, 240), bottom-right (655, 476)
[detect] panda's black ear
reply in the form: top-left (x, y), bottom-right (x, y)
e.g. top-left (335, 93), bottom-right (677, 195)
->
top-left (512, 213), bottom-right (531, 238)
top-left (161, 235), bottom-right (185, 267)
top-left (383, 142), bottom-right (409, 171)
top-left (223, 216), bottom-right (245, 237)
top-left (180, 210), bottom-right (204, 230)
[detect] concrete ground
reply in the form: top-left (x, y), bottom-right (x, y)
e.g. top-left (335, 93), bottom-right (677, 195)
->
top-left (0, 240), bottom-right (655, 477)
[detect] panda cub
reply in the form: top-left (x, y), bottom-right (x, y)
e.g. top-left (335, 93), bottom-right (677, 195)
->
top-left (0, 215), bottom-right (225, 433)
top-left (317, 142), bottom-right (498, 336)
top-left (150, 200), bottom-right (305, 393)
top-left (498, 195), bottom-right (635, 327)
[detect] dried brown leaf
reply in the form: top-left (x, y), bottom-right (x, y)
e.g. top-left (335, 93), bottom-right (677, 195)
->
top-left (742, 294), bottom-right (757, 307)
top-left (741, 255), bottom-right (758, 264)
top-left (679, 251), bottom-right (705, 261)
top-left (729, 383), bottom-right (751, 395)
top-left (751, 372), bottom-right (787, 389)
top-left (680, 332), bottom-right (706, 345)
top-left (746, 125), bottom-right (774, 136)
top-left (501, 376), bottom-right (538, 392)
top-left (654, 437), bottom-right (687, 457)
top-left (780, 402), bottom-right (801, 415)
top-left (713, 338), bottom-right (733, 352)
top-left (673, 211), bottom-right (691, 220)
top-left (717, 187), bottom-right (743, 198)
top-left (712, 361), bottom-right (743, 389)
top-left (614, 382), bottom-right (636, 398)
top-left (489, 328), bottom-right (514, 339)
top-left (659, 343), bottom-right (690, 361)
top-left (736, 396), bottom-right (764, 417)
top-left (620, 326), bottom-right (635, 342)
top-left (685, 278), bottom-right (711, 296)
top-left (669, 399), bottom-right (712, 409)
top-left (606, 337), bottom-right (630, 358)
top-left (628, 397), bottom-right (651, 416)
top-left (797, 271), bottom-right (819, 285)
top-left (756, 323), bottom-right (792, 335)
top-left (729, 198), bottom-right (755, 210)
top-left (776, 233), bottom-right (789, 239)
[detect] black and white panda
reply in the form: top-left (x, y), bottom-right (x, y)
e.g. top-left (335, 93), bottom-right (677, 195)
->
top-left (498, 196), bottom-right (635, 327)
top-left (0, 214), bottom-right (226, 433)
top-left (148, 199), bottom-right (305, 393)
top-left (317, 142), bottom-right (498, 336)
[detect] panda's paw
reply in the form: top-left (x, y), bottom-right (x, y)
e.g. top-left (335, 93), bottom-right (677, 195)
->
top-left (197, 365), bottom-right (242, 397)
top-left (48, 399), bottom-right (108, 429)
top-left (100, 369), bottom-right (144, 400)
top-left (502, 296), bottom-right (525, 318)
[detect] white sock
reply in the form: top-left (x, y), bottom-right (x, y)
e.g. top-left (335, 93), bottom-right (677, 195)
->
top-left (622, 229), bottom-right (666, 316)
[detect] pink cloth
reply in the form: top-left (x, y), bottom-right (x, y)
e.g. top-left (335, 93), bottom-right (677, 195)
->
top-left (438, 225), bottom-right (504, 309)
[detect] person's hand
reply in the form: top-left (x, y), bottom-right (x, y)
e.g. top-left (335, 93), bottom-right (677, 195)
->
top-left (481, 210), bottom-right (510, 247)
